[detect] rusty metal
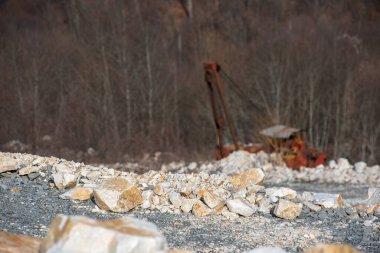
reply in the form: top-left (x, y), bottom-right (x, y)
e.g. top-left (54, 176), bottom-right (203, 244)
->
top-left (260, 125), bottom-right (327, 169)
top-left (204, 61), bottom-right (239, 158)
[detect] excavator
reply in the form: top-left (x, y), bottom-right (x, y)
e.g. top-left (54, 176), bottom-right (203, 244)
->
top-left (203, 61), bottom-right (327, 169)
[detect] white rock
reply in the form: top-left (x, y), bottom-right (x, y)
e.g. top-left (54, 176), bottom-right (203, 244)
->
top-left (181, 198), bottom-right (196, 213)
top-left (169, 192), bottom-right (182, 209)
top-left (52, 172), bottom-right (79, 190)
top-left (257, 198), bottom-right (272, 214)
top-left (39, 215), bottom-right (167, 253)
top-left (265, 187), bottom-right (297, 203)
top-left (226, 199), bottom-right (255, 217)
top-left (244, 247), bottom-right (287, 253)
top-left (217, 151), bottom-right (255, 175)
top-left (354, 161), bottom-right (367, 173)
top-left (337, 158), bottom-right (352, 170)
top-left (302, 192), bottom-right (343, 208)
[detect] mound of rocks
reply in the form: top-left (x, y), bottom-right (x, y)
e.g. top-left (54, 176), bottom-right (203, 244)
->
top-left (3, 152), bottom-right (379, 222)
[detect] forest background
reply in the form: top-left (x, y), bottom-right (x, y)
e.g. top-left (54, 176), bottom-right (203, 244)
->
top-left (0, 0), bottom-right (379, 164)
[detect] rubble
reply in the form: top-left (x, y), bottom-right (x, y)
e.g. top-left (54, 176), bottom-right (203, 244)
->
top-left (0, 151), bottom-right (379, 221)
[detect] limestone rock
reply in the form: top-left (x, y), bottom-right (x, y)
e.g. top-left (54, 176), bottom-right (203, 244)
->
top-left (192, 200), bottom-right (213, 217)
top-left (39, 215), bottom-right (167, 253)
top-left (181, 198), bottom-right (196, 213)
top-left (201, 190), bottom-right (225, 209)
top-left (302, 192), bottom-right (343, 208)
top-left (18, 166), bottom-right (40, 176)
top-left (169, 191), bottom-right (182, 208)
top-left (302, 201), bottom-right (322, 212)
top-left (0, 155), bottom-right (18, 173)
top-left (59, 187), bottom-right (94, 201)
top-left (274, 199), bottom-right (302, 220)
top-left (52, 173), bottom-right (79, 190)
top-left (0, 231), bottom-right (41, 253)
top-left (226, 199), bottom-right (255, 217)
top-left (230, 168), bottom-right (265, 189)
top-left (257, 198), bottom-right (273, 214)
top-left (304, 244), bottom-right (359, 253)
top-left (244, 247), bottom-right (288, 253)
top-left (94, 178), bottom-right (143, 212)
top-left (354, 161), bottom-right (367, 173)
top-left (218, 151), bottom-right (255, 174)
top-left (265, 187), bottom-right (297, 202)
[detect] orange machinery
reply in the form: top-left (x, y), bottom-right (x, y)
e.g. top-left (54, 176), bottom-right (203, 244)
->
top-left (203, 61), bottom-right (327, 169)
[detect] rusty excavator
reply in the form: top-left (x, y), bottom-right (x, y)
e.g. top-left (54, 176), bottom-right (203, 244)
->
top-left (203, 61), bottom-right (327, 169)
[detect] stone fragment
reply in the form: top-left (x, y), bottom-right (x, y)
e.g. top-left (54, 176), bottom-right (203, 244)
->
top-left (201, 190), bottom-right (225, 209)
top-left (0, 231), bottom-right (41, 253)
top-left (274, 199), bottom-right (302, 220)
top-left (39, 215), bottom-right (167, 253)
top-left (354, 161), bottom-right (367, 173)
top-left (226, 199), bottom-right (255, 217)
top-left (221, 208), bottom-right (239, 220)
top-left (154, 182), bottom-right (171, 196)
top-left (257, 198), bottom-right (272, 214)
top-left (0, 156), bottom-right (18, 173)
top-left (302, 200), bottom-right (322, 212)
top-left (52, 172), bottom-right (79, 190)
top-left (192, 200), bottom-right (213, 217)
top-left (244, 247), bottom-right (288, 253)
top-left (302, 192), bottom-right (343, 208)
top-left (18, 166), bottom-right (39, 176)
top-left (337, 158), bottom-right (352, 170)
top-left (94, 178), bottom-right (143, 212)
top-left (304, 244), bottom-right (359, 253)
top-left (86, 171), bottom-right (101, 181)
top-left (28, 172), bottom-right (40, 181)
top-left (265, 187), bottom-right (297, 203)
top-left (181, 198), bottom-right (196, 213)
top-left (59, 187), bottom-right (94, 201)
top-left (230, 168), bottom-right (265, 189)
top-left (169, 191), bottom-right (182, 208)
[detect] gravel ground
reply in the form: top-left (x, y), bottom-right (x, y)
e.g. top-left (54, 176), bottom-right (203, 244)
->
top-left (0, 173), bottom-right (379, 253)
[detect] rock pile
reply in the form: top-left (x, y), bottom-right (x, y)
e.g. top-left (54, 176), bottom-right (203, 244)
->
top-left (2, 152), bottom-right (380, 222)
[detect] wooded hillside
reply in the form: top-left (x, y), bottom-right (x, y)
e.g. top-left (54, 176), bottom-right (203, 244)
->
top-left (1, 0), bottom-right (379, 163)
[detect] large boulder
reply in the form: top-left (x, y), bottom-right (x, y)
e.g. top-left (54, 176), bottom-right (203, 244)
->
top-left (39, 215), bottom-right (167, 253)
top-left (94, 178), bottom-right (143, 212)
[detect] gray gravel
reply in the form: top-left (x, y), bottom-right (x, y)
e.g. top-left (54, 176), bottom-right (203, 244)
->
top-left (0, 173), bottom-right (379, 253)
